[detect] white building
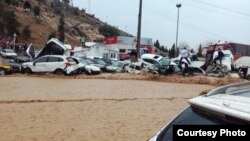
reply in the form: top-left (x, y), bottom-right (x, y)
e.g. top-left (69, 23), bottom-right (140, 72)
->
top-left (72, 42), bottom-right (119, 60)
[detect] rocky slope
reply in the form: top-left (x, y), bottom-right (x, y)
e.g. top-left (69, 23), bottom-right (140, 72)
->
top-left (10, 0), bottom-right (130, 48)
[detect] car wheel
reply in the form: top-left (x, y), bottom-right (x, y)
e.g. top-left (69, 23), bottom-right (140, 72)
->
top-left (25, 68), bottom-right (32, 74)
top-left (0, 69), bottom-right (6, 75)
top-left (54, 69), bottom-right (65, 75)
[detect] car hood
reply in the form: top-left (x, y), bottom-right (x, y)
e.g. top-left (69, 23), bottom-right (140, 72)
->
top-left (106, 66), bottom-right (122, 72)
top-left (26, 38), bottom-right (68, 60)
top-left (235, 56), bottom-right (250, 67)
top-left (92, 64), bottom-right (105, 68)
top-left (85, 65), bottom-right (101, 71)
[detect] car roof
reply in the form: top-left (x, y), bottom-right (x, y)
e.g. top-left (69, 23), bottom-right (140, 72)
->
top-left (141, 54), bottom-right (162, 61)
top-left (189, 82), bottom-right (250, 122)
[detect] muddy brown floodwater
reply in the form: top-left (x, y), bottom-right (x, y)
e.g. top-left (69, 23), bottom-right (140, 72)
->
top-left (0, 76), bottom-right (222, 141)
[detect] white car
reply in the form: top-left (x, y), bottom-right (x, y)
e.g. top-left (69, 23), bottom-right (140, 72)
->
top-left (72, 57), bottom-right (101, 75)
top-left (0, 49), bottom-right (17, 58)
top-left (22, 55), bottom-right (78, 75)
top-left (148, 82), bottom-right (250, 141)
top-left (140, 54), bottom-right (177, 69)
top-left (124, 62), bottom-right (142, 74)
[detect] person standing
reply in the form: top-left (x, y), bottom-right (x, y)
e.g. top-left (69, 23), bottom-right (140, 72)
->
top-left (179, 47), bottom-right (191, 64)
top-left (213, 48), bottom-right (224, 65)
top-left (80, 36), bottom-right (86, 47)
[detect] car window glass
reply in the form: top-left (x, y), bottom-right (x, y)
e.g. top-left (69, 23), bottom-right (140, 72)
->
top-left (153, 55), bottom-right (160, 59)
top-left (159, 58), bottom-right (170, 65)
top-left (48, 57), bottom-right (62, 62)
top-left (7, 50), bottom-right (14, 53)
top-left (152, 60), bottom-right (160, 65)
top-left (72, 58), bottom-right (79, 64)
top-left (129, 65), bottom-right (134, 68)
top-left (35, 57), bottom-right (47, 63)
top-left (143, 58), bottom-right (152, 64)
top-left (135, 66), bottom-right (141, 70)
top-left (66, 57), bottom-right (75, 62)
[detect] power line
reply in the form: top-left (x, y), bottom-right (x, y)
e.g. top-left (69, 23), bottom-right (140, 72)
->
top-left (180, 18), bottom-right (230, 40)
top-left (168, 0), bottom-right (250, 22)
top-left (143, 0), bottom-right (230, 41)
top-left (192, 0), bottom-right (250, 17)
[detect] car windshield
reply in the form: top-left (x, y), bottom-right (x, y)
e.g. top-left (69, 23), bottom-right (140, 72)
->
top-left (95, 59), bottom-right (106, 65)
top-left (79, 59), bottom-right (90, 65)
top-left (156, 106), bottom-right (245, 141)
top-left (86, 59), bottom-right (95, 64)
top-left (159, 57), bottom-right (170, 65)
top-left (111, 61), bottom-right (123, 68)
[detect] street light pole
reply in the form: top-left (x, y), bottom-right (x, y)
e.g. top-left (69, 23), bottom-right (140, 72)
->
top-left (175, 4), bottom-right (181, 57)
top-left (136, 0), bottom-right (142, 61)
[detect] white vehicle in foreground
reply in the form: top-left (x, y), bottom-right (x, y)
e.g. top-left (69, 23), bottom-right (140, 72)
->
top-left (0, 49), bottom-right (17, 58)
top-left (22, 55), bottom-right (78, 75)
top-left (149, 82), bottom-right (250, 141)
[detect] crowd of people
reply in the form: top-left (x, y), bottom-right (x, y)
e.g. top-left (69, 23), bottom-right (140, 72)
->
top-left (1, 37), bottom-right (28, 55)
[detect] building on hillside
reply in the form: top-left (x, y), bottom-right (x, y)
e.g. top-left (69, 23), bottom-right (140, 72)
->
top-left (104, 36), bottom-right (155, 60)
top-left (71, 42), bottom-right (119, 60)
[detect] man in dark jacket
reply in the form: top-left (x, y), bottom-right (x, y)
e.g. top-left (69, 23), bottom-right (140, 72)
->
top-left (213, 48), bottom-right (224, 65)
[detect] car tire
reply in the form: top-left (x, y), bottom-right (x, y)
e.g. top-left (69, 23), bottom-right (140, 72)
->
top-left (0, 69), bottom-right (6, 75)
top-left (54, 69), bottom-right (65, 75)
top-left (24, 67), bottom-right (32, 74)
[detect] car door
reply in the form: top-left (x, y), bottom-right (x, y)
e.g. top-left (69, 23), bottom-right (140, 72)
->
top-left (31, 56), bottom-right (48, 72)
top-left (26, 44), bottom-right (35, 60)
top-left (46, 56), bottom-right (64, 72)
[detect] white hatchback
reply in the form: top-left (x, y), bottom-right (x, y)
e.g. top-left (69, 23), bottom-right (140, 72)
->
top-left (22, 55), bottom-right (78, 75)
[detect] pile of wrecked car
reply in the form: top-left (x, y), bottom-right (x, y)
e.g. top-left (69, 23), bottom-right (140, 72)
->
top-left (0, 38), bottom-right (249, 79)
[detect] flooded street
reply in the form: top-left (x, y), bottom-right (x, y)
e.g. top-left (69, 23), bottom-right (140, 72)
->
top-left (0, 77), bottom-right (213, 141)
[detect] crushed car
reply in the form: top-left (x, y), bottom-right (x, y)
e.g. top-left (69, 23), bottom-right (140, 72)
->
top-left (0, 64), bottom-right (12, 75)
top-left (72, 57), bottom-right (101, 75)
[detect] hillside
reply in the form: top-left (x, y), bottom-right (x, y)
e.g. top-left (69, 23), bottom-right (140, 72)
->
top-left (3, 0), bottom-right (131, 48)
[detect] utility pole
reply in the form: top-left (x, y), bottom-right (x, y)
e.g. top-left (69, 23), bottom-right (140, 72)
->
top-left (88, 0), bottom-right (91, 13)
top-left (175, 4), bottom-right (181, 57)
top-left (70, 0), bottom-right (74, 7)
top-left (136, 0), bottom-right (142, 61)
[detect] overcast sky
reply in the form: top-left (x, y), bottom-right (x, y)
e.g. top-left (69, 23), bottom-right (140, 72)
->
top-left (74, 0), bottom-right (250, 49)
